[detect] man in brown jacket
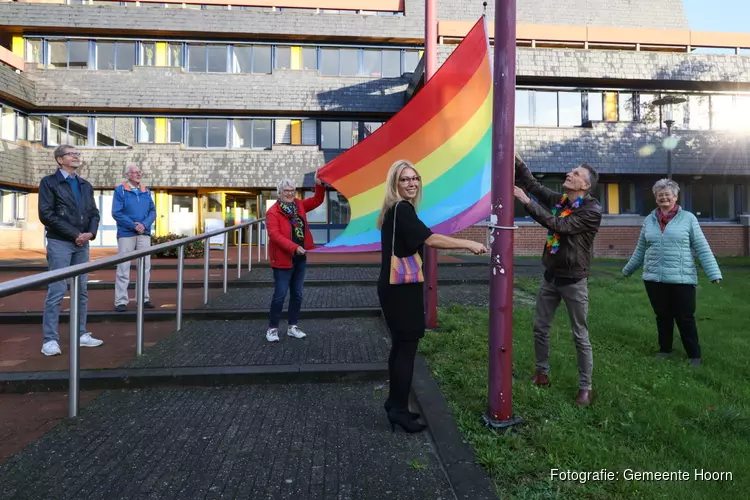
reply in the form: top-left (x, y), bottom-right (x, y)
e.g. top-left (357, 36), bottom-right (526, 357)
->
top-left (513, 152), bottom-right (602, 406)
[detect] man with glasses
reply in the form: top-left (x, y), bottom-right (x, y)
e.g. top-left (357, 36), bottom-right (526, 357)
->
top-left (112, 163), bottom-right (156, 312)
top-left (38, 145), bottom-right (104, 356)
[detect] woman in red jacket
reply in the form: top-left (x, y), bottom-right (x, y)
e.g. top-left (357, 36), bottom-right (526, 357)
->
top-left (265, 176), bottom-right (325, 342)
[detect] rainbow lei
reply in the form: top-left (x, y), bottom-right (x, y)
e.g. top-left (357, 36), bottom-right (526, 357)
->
top-left (545, 194), bottom-right (583, 254)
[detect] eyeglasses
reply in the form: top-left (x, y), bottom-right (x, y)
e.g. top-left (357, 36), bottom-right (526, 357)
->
top-left (399, 176), bottom-right (421, 184)
top-left (63, 152), bottom-right (82, 157)
top-left (281, 189), bottom-right (296, 194)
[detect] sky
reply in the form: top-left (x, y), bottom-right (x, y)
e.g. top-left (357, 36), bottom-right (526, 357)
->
top-left (682, 0), bottom-right (750, 32)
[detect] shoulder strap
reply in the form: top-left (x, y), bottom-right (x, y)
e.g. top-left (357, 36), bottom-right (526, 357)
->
top-left (391, 201), bottom-right (400, 257)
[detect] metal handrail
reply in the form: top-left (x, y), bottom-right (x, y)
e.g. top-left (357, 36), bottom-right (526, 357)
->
top-left (0, 217), bottom-right (267, 418)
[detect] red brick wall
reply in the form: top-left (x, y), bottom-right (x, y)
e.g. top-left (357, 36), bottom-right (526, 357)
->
top-left (451, 224), bottom-right (749, 257)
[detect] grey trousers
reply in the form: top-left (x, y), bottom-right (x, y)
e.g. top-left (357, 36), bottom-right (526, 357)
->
top-left (114, 235), bottom-right (151, 307)
top-left (533, 277), bottom-right (593, 390)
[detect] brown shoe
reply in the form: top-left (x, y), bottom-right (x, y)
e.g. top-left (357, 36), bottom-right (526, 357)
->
top-left (531, 371), bottom-right (550, 387)
top-left (575, 390), bottom-right (592, 407)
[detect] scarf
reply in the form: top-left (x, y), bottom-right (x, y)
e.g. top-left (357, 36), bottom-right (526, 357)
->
top-left (545, 194), bottom-right (584, 255)
top-left (657, 205), bottom-right (679, 232)
top-left (278, 200), bottom-right (305, 241)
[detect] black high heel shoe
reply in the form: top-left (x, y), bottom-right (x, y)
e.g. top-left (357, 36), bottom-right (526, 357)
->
top-left (387, 409), bottom-right (427, 434)
top-left (383, 403), bottom-right (420, 420)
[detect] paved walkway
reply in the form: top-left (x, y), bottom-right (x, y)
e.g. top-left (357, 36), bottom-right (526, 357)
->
top-left (0, 258), bottom-right (499, 499)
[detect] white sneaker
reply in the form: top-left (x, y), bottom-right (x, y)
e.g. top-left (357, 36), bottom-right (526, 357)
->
top-left (266, 328), bottom-right (280, 342)
top-left (79, 333), bottom-right (104, 347)
top-left (41, 340), bottom-right (62, 356)
top-left (287, 325), bottom-right (307, 339)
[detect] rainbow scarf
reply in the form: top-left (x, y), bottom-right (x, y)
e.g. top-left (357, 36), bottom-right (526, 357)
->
top-left (546, 194), bottom-right (584, 254)
top-left (278, 201), bottom-right (305, 241)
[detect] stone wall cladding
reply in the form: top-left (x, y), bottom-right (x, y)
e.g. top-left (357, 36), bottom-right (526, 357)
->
top-left (3, 120), bottom-right (749, 190)
top-left (437, 46), bottom-right (750, 84)
top-left (0, 4), bottom-right (425, 41)
top-left (1, 1), bottom-right (689, 40)
top-left (0, 64), bottom-right (35, 107)
top-left (447, 0), bottom-right (689, 30)
top-left (5, 144), bottom-right (338, 190)
top-left (24, 66), bottom-right (408, 113)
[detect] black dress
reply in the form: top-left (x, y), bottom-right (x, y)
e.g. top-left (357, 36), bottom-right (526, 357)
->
top-left (377, 201), bottom-right (433, 341)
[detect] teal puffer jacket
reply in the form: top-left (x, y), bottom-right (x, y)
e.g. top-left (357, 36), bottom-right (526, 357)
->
top-left (622, 207), bottom-right (722, 285)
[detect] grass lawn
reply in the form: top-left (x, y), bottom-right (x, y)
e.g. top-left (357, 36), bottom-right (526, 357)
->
top-left (421, 266), bottom-right (749, 500)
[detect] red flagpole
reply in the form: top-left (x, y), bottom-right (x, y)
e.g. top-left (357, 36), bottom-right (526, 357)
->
top-left (423, 0), bottom-right (439, 329)
top-left (484, 0), bottom-right (523, 429)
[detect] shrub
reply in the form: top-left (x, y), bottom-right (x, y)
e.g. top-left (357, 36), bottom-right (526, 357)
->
top-left (150, 233), bottom-right (204, 258)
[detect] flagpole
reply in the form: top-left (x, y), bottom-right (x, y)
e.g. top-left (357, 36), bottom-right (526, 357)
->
top-left (423, 0), bottom-right (439, 330)
top-left (484, 0), bottom-right (523, 429)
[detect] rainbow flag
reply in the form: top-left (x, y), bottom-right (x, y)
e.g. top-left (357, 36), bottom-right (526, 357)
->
top-left (315, 16), bottom-right (492, 252)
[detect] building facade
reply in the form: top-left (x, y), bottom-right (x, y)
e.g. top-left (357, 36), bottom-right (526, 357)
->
top-left (1, 0), bottom-right (749, 256)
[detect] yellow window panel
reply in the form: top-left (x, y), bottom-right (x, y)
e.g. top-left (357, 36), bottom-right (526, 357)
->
top-left (12, 37), bottom-right (24, 58)
top-left (155, 118), bottom-right (167, 144)
top-left (607, 184), bottom-right (620, 214)
top-left (155, 42), bottom-right (167, 66)
top-left (291, 120), bottom-right (302, 145)
top-left (605, 92), bottom-right (618, 121)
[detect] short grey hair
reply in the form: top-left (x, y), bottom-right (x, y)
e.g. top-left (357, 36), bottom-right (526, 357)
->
top-left (652, 178), bottom-right (680, 197)
top-left (124, 163), bottom-right (139, 176)
top-left (277, 179), bottom-right (295, 197)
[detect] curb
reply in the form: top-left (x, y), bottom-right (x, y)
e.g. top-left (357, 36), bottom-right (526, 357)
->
top-left (412, 354), bottom-right (499, 500)
top-left (0, 362), bottom-right (388, 394)
top-left (0, 307), bottom-right (383, 325)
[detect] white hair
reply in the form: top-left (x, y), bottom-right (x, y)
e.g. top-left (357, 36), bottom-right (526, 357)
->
top-left (124, 163), bottom-right (139, 176)
top-left (652, 178), bottom-right (680, 197)
top-left (277, 179), bottom-right (295, 197)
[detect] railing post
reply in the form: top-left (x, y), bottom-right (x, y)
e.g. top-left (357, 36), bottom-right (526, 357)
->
top-left (203, 237), bottom-right (210, 305)
top-left (248, 224), bottom-right (253, 272)
top-left (257, 222), bottom-right (261, 263)
top-left (265, 226), bottom-right (268, 261)
top-left (223, 232), bottom-right (229, 293)
top-left (176, 245), bottom-right (184, 331)
top-left (136, 256), bottom-right (145, 356)
top-left (68, 275), bottom-right (80, 418)
top-left (237, 228), bottom-right (242, 279)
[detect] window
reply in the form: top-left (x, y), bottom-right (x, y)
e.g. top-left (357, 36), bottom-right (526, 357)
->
top-left (363, 50), bottom-right (381, 77)
top-left (339, 49), bottom-right (358, 76)
top-left (688, 95), bottom-right (710, 130)
top-left (48, 41), bottom-right (67, 69)
top-left (168, 42), bottom-right (183, 67)
top-left (618, 92), bottom-right (634, 122)
top-left (302, 47), bottom-right (317, 70)
top-left (188, 44), bottom-right (228, 72)
top-left (233, 45), bottom-right (271, 74)
top-left (619, 183), bottom-right (636, 214)
top-left (329, 191), bottom-right (350, 225)
top-left (320, 48), bottom-right (339, 76)
top-left (28, 117), bottom-right (42, 142)
top-left (25, 39), bottom-right (42, 64)
top-left (691, 183), bottom-right (713, 219)
top-left (301, 119), bottom-right (317, 145)
top-left (45, 116), bottom-right (90, 146)
top-left (68, 40), bottom-right (89, 69)
top-left (95, 41), bottom-right (134, 70)
top-left (515, 90), bottom-right (531, 126)
top-left (168, 118), bottom-right (182, 143)
top-left (232, 119), bottom-right (272, 149)
top-left (138, 117), bottom-right (155, 143)
top-left (638, 93), bottom-right (660, 129)
top-left (588, 92), bottom-right (603, 121)
top-left (320, 121), bottom-right (339, 149)
top-left (303, 190), bottom-right (327, 223)
top-left (558, 92), bottom-right (582, 127)
top-left (253, 45), bottom-right (272, 74)
top-left (639, 183), bottom-right (658, 216)
top-left (534, 91), bottom-right (557, 127)
top-left (16, 114), bottom-right (27, 141)
top-left (382, 50), bottom-right (401, 77)
top-left (141, 42), bottom-right (156, 66)
top-left (0, 189), bottom-right (26, 226)
top-left (275, 46), bottom-right (292, 69)
top-left (711, 95), bottom-right (734, 131)
top-left (186, 118), bottom-right (228, 148)
top-left (0, 107), bottom-right (15, 141)
top-left (403, 50), bottom-right (419, 73)
top-left (712, 184), bottom-right (736, 220)
top-left (94, 117), bottom-right (133, 147)
top-left (363, 122), bottom-right (382, 138)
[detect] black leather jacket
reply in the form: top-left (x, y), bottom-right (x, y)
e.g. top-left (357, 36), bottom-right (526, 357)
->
top-left (38, 169), bottom-right (100, 242)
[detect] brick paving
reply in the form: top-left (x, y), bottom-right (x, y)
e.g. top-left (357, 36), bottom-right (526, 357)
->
top-left (124, 318), bottom-right (390, 369)
top-left (0, 384), bottom-right (456, 500)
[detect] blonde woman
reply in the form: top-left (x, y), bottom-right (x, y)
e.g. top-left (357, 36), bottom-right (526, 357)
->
top-left (377, 160), bottom-right (487, 433)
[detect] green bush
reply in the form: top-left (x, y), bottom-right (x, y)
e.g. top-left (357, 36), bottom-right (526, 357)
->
top-left (150, 233), bottom-right (204, 258)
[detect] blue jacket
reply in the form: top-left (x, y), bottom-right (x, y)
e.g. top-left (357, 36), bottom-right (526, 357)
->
top-left (622, 207), bottom-right (722, 285)
top-left (111, 182), bottom-right (156, 238)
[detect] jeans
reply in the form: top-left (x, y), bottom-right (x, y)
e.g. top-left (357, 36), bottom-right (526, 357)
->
top-left (644, 281), bottom-right (701, 359)
top-left (533, 277), bottom-right (593, 390)
top-left (268, 258), bottom-right (307, 328)
top-left (43, 238), bottom-right (89, 344)
top-left (114, 235), bottom-right (151, 306)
